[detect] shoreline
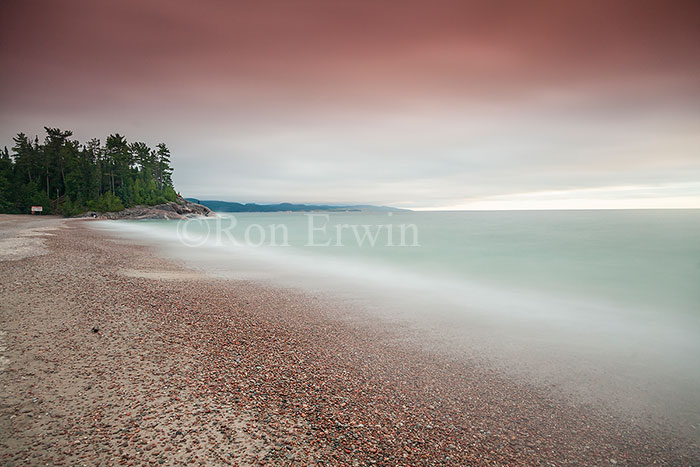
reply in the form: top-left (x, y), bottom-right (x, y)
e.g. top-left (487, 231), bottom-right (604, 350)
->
top-left (0, 215), bottom-right (697, 465)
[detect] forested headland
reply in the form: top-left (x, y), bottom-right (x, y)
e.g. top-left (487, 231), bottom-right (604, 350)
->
top-left (0, 127), bottom-right (178, 216)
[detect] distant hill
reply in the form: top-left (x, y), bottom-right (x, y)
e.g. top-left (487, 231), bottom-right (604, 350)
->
top-left (186, 199), bottom-right (408, 213)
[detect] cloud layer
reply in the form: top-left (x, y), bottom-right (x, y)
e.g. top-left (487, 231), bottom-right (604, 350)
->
top-left (2, 0), bottom-right (699, 208)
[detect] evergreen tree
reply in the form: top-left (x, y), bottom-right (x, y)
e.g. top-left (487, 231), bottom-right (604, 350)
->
top-left (0, 128), bottom-right (178, 215)
top-left (11, 133), bottom-right (36, 185)
top-left (0, 148), bottom-right (13, 212)
top-left (155, 143), bottom-right (174, 191)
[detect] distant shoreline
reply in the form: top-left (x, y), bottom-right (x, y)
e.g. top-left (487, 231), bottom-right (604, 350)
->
top-left (186, 199), bottom-right (409, 213)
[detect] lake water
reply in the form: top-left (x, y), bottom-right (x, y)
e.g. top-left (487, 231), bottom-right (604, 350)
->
top-left (94, 209), bottom-right (700, 431)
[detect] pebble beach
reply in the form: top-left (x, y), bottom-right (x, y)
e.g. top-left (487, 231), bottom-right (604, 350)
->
top-left (0, 215), bottom-right (697, 465)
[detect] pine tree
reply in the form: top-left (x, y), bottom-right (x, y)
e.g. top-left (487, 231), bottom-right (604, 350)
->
top-left (1, 128), bottom-right (182, 215)
top-left (155, 143), bottom-right (173, 191)
top-left (0, 147), bottom-right (13, 212)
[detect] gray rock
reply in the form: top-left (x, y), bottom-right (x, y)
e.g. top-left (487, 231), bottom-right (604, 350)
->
top-left (76, 199), bottom-right (214, 220)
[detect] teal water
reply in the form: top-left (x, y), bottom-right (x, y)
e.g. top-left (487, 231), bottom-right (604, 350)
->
top-left (207, 209), bottom-right (700, 319)
top-left (95, 209), bottom-right (700, 424)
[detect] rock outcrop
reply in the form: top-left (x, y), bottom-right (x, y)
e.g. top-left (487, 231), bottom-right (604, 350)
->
top-left (78, 199), bottom-right (214, 220)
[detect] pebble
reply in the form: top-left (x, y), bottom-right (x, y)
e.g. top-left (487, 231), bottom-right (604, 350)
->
top-left (0, 221), bottom-right (696, 465)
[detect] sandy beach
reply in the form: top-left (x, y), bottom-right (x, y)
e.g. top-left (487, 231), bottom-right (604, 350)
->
top-left (0, 215), bottom-right (697, 465)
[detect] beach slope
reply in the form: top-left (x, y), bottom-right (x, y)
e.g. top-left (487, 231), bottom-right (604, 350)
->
top-left (0, 215), bottom-right (696, 465)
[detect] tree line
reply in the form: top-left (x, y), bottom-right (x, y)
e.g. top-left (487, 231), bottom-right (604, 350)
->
top-left (0, 127), bottom-right (178, 216)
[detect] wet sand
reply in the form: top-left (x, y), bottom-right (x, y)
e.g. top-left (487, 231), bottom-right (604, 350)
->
top-left (0, 215), bottom-right (697, 465)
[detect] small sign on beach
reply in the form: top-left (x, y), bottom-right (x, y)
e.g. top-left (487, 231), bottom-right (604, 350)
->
top-left (30, 206), bottom-right (43, 214)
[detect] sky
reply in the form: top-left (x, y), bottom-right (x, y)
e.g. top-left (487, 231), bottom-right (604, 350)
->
top-left (1, 0), bottom-right (699, 210)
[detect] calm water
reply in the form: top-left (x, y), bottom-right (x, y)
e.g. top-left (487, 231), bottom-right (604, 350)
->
top-left (95, 209), bottom-right (700, 428)
top-left (204, 209), bottom-right (700, 318)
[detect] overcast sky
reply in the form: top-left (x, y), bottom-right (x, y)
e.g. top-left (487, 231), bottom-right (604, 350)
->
top-left (1, 0), bottom-right (699, 209)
